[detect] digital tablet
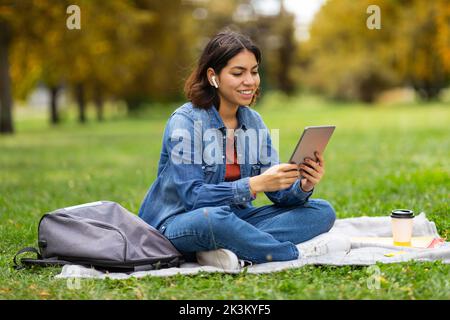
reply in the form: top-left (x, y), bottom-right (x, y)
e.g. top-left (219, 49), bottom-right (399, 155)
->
top-left (288, 125), bottom-right (336, 165)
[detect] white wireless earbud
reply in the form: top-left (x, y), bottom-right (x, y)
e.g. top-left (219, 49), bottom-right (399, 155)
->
top-left (211, 76), bottom-right (219, 88)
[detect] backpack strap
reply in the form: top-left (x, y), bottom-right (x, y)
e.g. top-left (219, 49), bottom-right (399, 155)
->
top-left (132, 257), bottom-right (184, 272)
top-left (14, 248), bottom-right (185, 272)
top-left (13, 247), bottom-right (42, 270)
top-left (13, 247), bottom-right (72, 270)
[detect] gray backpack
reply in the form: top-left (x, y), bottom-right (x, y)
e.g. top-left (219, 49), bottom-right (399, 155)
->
top-left (13, 201), bottom-right (183, 272)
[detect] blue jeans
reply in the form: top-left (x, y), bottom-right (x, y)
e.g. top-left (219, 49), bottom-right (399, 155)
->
top-left (158, 199), bottom-right (336, 263)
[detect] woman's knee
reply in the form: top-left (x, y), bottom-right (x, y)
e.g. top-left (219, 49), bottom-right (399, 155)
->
top-left (164, 206), bottom-right (236, 252)
top-left (188, 206), bottom-right (236, 234)
top-left (309, 199), bottom-right (336, 231)
top-left (165, 206), bottom-right (233, 233)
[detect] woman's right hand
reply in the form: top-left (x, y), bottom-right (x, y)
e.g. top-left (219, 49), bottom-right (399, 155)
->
top-left (249, 163), bottom-right (300, 193)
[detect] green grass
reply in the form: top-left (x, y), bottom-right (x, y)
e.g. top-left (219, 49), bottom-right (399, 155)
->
top-left (1, 93), bottom-right (449, 300)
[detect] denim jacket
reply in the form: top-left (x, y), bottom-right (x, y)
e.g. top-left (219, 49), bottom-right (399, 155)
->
top-left (138, 102), bottom-right (313, 230)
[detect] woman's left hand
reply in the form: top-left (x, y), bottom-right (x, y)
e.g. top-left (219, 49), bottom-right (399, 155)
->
top-left (299, 151), bottom-right (325, 192)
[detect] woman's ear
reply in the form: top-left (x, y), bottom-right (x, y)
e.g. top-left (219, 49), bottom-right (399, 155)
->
top-left (207, 67), bottom-right (219, 88)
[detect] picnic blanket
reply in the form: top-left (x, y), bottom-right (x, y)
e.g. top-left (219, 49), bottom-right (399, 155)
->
top-left (55, 212), bottom-right (449, 280)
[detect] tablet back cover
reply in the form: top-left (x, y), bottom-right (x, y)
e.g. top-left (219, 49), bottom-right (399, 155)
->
top-left (289, 126), bottom-right (335, 164)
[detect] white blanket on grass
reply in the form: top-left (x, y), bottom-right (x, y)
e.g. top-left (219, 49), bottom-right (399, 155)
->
top-left (56, 212), bottom-right (449, 279)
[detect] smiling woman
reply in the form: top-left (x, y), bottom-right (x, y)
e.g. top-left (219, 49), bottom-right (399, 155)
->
top-left (209, 51), bottom-right (260, 111)
top-left (138, 30), bottom-right (344, 271)
top-left (184, 30), bottom-right (262, 110)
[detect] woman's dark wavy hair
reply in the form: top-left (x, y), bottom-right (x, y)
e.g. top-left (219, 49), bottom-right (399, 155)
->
top-left (184, 30), bottom-right (262, 110)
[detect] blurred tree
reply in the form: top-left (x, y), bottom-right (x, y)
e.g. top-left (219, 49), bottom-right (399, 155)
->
top-left (190, 0), bottom-right (299, 96)
top-left (300, 0), bottom-right (450, 102)
top-left (7, 0), bottom-right (157, 124)
top-left (301, 0), bottom-right (399, 102)
top-left (119, 0), bottom-right (199, 113)
top-left (0, 0), bottom-right (59, 132)
top-left (0, 15), bottom-right (13, 133)
top-left (18, 0), bottom-right (68, 125)
top-left (393, 0), bottom-right (450, 100)
top-left (249, 0), bottom-right (297, 95)
top-left (273, 1), bottom-right (297, 94)
top-left (60, 0), bottom-right (157, 122)
top-left (1, 0), bottom-right (302, 132)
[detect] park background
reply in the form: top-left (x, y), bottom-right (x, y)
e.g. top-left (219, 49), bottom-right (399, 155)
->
top-left (0, 0), bottom-right (449, 299)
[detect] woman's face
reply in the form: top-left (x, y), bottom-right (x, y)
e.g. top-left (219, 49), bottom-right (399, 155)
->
top-left (215, 49), bottom-right (260, 109)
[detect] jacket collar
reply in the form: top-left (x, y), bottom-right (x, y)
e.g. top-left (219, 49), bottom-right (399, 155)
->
top-left (208, 105), bottom-right (248, 132)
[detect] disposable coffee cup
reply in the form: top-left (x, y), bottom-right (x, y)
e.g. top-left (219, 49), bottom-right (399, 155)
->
top-left (391, 209), bottom-right (414, 246)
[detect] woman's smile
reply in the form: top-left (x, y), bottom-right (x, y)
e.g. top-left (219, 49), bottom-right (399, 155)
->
top-left (237, 89), bottom-right (255, 100)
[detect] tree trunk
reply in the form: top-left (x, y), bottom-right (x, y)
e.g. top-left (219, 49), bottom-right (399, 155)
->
top-left (75, 83), bottom-right (86, 123)
top-left (49, 85), bottom-right (60, 125)
top-left (413, 81), bottom-right (443, 101)
top-left (125, 96), bottom-right (143, 115)
top-left (93, 85), bottom-right (104, 122)
top-left (0, 20), bottom-right (13, 134)
top-left (277, 6), bottom-right (296, 95)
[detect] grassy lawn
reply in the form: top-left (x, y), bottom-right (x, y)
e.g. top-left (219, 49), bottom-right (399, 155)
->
top-left (0, 93), bottom-right (449, 299)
